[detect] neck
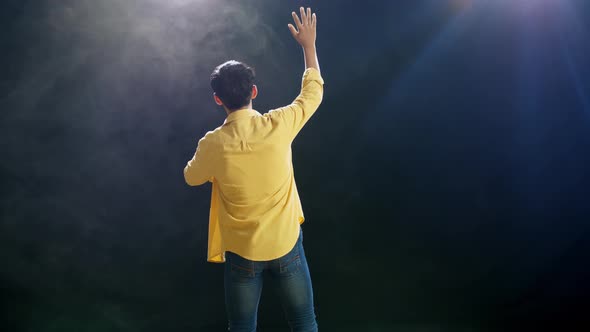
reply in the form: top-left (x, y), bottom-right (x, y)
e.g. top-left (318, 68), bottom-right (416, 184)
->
top-left (225, 102), bottom-right (253, 116)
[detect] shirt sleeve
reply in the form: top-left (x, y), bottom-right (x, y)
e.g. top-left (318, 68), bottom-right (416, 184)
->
top-left (268, 68), bottom-right (324, 140)
top-left (184, 137), bottom-right (213, 186)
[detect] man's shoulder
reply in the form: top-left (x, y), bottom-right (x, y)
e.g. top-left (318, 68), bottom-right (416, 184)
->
top-left (263, 108), bottom-right (284, 121)
top-left (199, 127), bottom-right (223, 145)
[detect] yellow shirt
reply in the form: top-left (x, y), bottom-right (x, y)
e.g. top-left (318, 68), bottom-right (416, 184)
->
top-left (184, 68), bottom-right (324, 263)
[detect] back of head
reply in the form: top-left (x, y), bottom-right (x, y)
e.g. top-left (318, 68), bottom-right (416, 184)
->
top-left (210, 60), bottom-right (255, 111)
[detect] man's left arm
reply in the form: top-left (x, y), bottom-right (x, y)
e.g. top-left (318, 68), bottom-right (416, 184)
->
top-left (184, 137), bottom-right (213, 186)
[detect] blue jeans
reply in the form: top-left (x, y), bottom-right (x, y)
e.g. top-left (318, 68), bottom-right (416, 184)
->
top-left (224, 227), bottom-right (318, 332)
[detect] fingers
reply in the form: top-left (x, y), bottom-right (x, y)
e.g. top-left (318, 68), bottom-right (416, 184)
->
top-left (300, 7), bottom-right (306, 25)
top-left (292, 11), bottom-right (302, 28)
top-left (291, 7), bottom-right (315, 31)
top-left (287, 23), bottom-right (298, 38)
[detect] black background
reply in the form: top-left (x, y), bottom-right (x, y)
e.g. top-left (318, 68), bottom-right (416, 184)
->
top-left (2, 0), bottom-right (590, 331)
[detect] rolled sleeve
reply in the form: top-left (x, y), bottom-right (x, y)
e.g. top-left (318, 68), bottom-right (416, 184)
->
top-left (184, 137), bottom-right (213, 186)
top-left (268, 68), bottom-right (324, 139)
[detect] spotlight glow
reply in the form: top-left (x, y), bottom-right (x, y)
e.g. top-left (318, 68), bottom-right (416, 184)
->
top-left (450, 0), bottom-right (473, 12)
top-left (165, 0), bottom-right (207, 8)
top-left (500, 0), bottom-right (562, 13)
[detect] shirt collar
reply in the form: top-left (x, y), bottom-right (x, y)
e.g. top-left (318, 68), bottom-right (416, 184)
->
top-left (223, 108), bottom-right (261, 125)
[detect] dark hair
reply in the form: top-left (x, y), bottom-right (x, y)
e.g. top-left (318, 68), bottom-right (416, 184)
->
top-left (210, 60), bottom-right (255, 111)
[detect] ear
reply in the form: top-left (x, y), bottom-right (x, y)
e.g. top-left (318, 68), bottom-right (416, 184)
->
top-left (251, 85), bottom-right (258, 100)
top-left (213, 93), bottom-right (223, 106)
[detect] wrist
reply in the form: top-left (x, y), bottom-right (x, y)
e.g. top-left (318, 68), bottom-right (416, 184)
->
top-left (302, 44), bottom-right (316, 52)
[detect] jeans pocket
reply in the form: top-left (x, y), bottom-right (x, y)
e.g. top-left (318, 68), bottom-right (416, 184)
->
top-left (228, 252), bottom-right (255, 278)
top-left (279, 244), bottom-right (302, 276)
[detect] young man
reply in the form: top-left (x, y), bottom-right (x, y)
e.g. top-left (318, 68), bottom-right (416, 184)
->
top-left (183, 7), bottom-right (323, 332)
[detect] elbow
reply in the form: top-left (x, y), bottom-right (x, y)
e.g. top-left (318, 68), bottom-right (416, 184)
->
top-left (318, 85), bottom-right (324, 104)
top-left (316, 92), bottom-right (324, 109)
top-left (308, 94), bottom-right (324, 113)
top-left (184, 177), bottom-right (196, 187)
top-left (307, 86), bottom-right (324, 110)
top-left (184, 169), bottom-right (209, 186)
top-left (185, 175), bottom-right (205, 187)
top-left (183, 166), bottom-right (198, 186)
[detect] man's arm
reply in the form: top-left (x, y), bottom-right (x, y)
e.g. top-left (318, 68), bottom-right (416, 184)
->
top-left (270, 7), bottom-right (323, 139)
top-left (184, 137), bottom-right (212, 186)
top-left (288, 7), bottom-right (320, 73)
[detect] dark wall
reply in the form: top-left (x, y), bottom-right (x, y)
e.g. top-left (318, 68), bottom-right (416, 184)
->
top-left (1, 0), bottom-right (589, 330)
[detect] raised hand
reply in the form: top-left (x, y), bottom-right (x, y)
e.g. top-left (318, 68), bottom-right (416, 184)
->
top-left (288, 7), bottom-right (317, 49)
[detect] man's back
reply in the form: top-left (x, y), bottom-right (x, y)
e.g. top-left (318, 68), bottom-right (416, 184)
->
top-left (213, 110), bottom-right (294, 205)
top-left (184, 68), bottom-right (324, 262)
top-left (184, 7), bottom-right (322, 331)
